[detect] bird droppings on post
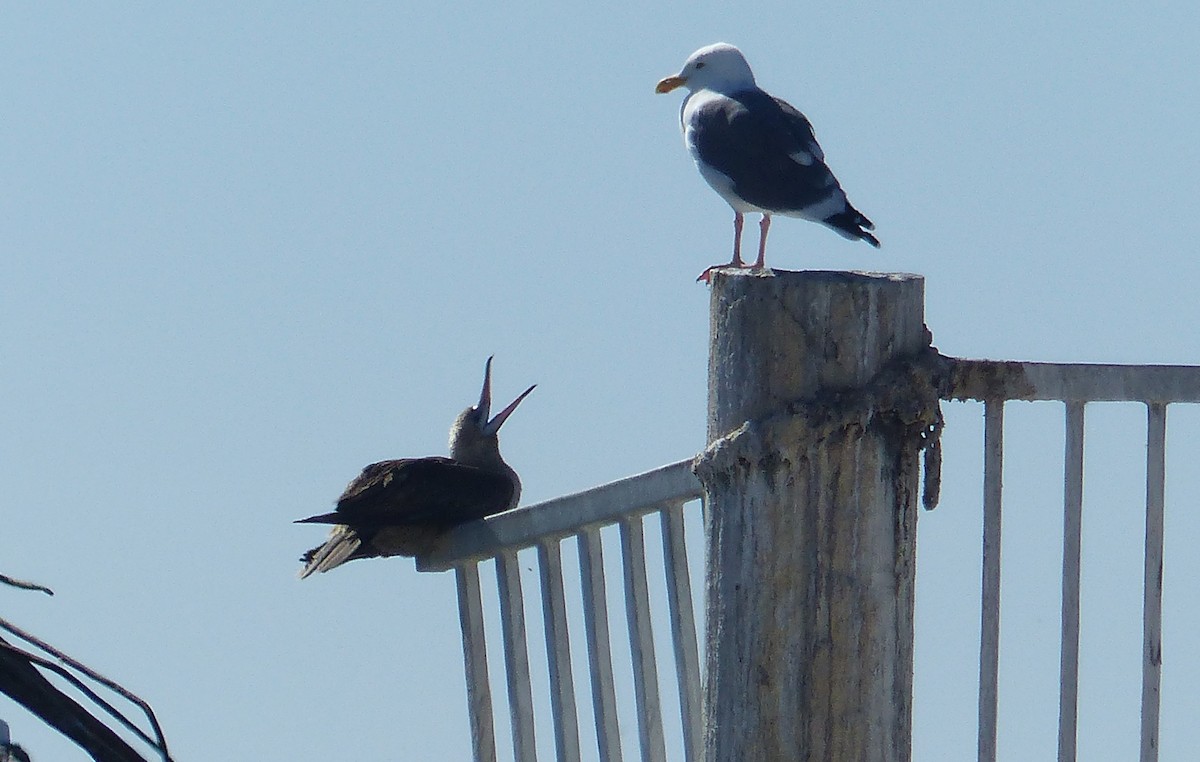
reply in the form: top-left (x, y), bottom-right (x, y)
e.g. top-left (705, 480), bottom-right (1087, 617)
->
top-left (696, 336), bottom-right (948, 512)
top-left (700, 269), bottom-right (948, 508)
top-left (295, 357), bottom-right (535, 577)
top-left (656, 43), bottom-right (879, 283)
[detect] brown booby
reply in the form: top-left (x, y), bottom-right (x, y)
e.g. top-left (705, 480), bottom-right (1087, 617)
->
top-left (656, 43), bottom-right (879, 283)
top-left (296, 357), bottom-right (534, 577)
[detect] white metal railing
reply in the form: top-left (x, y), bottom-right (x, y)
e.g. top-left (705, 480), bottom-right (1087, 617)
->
top-left (945, 359), bottom-right (1200, 762)
top-left (418, 462), bottom-right (704, 762)
top-left (419, 358), bottom-right (1200, 762)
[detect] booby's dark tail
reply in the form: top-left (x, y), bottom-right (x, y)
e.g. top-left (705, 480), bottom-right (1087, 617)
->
top-left (824, 206), bottom-right (880, 248)
top-left (298, 526), bottom-right (364, 579)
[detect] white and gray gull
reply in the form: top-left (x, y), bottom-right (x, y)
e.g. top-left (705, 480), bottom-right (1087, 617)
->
top-left (296, 357), bottom-right (535, 577)
top-left (656, 43), bottom-right (879, 282)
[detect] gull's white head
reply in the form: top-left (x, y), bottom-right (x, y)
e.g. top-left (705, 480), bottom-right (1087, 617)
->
top-left (655, 43), bottom-right (756, 96)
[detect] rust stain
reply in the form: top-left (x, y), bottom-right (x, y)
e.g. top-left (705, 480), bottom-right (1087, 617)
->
top-left (945, 357), bottom-right (1037, 401)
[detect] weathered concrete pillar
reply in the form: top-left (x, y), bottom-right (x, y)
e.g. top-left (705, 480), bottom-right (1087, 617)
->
top-left (695, 269), bottom-right (929, 762)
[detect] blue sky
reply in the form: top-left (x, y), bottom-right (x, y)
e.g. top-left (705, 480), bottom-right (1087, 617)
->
top-left (2, 3), bottom-right (1199, 759)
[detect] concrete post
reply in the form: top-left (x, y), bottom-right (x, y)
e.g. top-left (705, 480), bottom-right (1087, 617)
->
top-left (695, 269), bottom-right (928, 762)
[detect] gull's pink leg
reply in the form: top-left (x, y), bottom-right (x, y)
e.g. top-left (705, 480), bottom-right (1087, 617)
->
top-left (752, 214), bottom-right (771, 269)
top-left (732, 211), bottom-right (745, 266)
top-left (698, 211), bottom-right (746, 283)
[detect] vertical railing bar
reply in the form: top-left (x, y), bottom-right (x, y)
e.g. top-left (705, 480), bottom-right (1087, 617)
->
top-left (659, 503), bottom-right (703, 762)
top-left (1058, 402), bottom-right (1085, 762)
top-left (978, 399), bottom-right (1004, 762)
top-left (619, 515), bottom-right (667, 762)
top-left (537, 540), bottom-right (582, 762)
top-left (1141, 402), bottom-right (1167, 762)
top-left (497, 549), bottom-right (537, 762)
top-left (577, 529), bottom-right (623, 762)
top-left (457, 563), bottom-right (498, 762)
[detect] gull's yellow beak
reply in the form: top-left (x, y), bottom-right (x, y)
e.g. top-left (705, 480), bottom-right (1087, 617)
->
top-left (655, 75), bottom-right (686, 94)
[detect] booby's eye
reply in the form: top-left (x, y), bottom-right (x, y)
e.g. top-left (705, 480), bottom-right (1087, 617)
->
top-left (695, 62), bottom-right (706, 69)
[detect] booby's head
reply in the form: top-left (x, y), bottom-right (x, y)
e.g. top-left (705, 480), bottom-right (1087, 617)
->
top-left (449, 356), bottom-right (536, 467)
top-left (655, 43), bottom-right (756, 96)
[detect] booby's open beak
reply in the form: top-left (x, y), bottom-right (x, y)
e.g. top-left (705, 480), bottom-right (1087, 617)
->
top-left (477, 356), bottom-right (495, 421)
top-left (485, 383), bottom-right (536, 435)
top-left (655, 75), bottom-right (686, 94)
top-left (478, 356), bottom-right (536, 435)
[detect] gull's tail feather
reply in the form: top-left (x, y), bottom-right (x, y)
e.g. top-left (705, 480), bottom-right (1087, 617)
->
top-left (824, 206), bottom-right (880, 248)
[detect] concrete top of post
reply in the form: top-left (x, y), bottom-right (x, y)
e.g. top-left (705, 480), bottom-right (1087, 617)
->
top-left (707, 268), bottom-right (928, 440)
top-left (708, 268), bottom-right (923, 285)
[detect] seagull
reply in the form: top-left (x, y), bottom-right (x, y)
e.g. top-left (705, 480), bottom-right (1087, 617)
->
top-left (296, 358), bottom-right (534, 577)
top-left (656, 43), bottom-right (879, 282)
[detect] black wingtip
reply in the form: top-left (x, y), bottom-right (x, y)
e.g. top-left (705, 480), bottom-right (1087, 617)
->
top-left (823, 209), bottom-right (880, 248)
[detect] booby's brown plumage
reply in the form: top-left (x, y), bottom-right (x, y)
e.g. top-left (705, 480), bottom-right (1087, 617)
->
top-left (296, 358), bottom-right (534, 578)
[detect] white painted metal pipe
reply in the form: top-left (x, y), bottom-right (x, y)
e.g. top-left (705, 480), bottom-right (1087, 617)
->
top-left (497, 550), bottom-right (537, 761)
top-left (978, 400), bottom-right (1004, 762)
top-left (1058, 402), bottom-right (1085, 762)
top-left (1141, 403), bottom-right (1167, 762)
top-left (537, 540), bottom-right (581, 762)
top-left (577, 528), bottom-right (624, 762)
top-left (456, 564), bottom-right (497, 762)
top-left (619, 516), bottom-right (667, 762)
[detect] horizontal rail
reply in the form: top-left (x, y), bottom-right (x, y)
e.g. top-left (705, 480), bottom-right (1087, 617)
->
top-left (946, 359), bottom-right (1200, 403)
top-left (417, 460), bottom-right (703, 572)
top-left (420, 359), bottom-right (1200, 574)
